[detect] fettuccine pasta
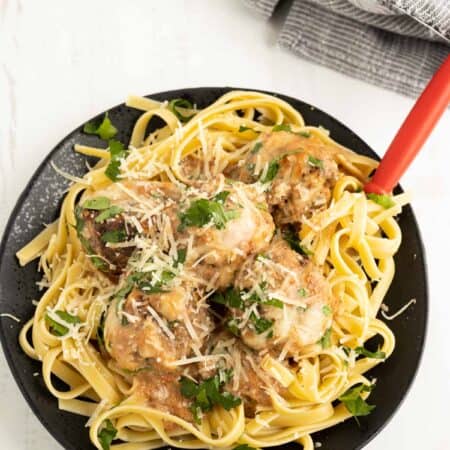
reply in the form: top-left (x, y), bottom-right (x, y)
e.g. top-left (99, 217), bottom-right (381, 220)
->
top-left (17, 91), bottom-right (409, 450)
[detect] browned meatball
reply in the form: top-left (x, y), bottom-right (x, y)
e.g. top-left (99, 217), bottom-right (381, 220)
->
top-left (76, 181), bottom-right (181, 280)
top-left (105, 283), bottom-right (214, 372)
top-left (229, 237), bottom-right (335, 356)
top-left (236, 131), bottom-right (339, 225)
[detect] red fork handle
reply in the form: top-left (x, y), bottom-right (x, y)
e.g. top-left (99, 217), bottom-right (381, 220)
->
top-left (365, 54), bottom-right (450, 194)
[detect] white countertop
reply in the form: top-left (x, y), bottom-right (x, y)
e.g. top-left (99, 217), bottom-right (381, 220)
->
top-left (0, 1), bottom-right (449, 449)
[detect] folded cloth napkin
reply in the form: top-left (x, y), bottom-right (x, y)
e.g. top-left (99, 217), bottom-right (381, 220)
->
top-left (244, 0), bottom-right (450, 98)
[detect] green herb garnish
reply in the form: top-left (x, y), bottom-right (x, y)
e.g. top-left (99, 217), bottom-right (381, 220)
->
top-left (175, 248), bottom-right (187, 266)
top-left (213, 190), bottom-right (230, 204)
top-left (251, 314), bottom-right (274, 334)
top-left (297, 130), bottom-right (311, 138)
top-left (355, 346), bottom-right (386, 359)
top-left (83, 197), bottom-right (111, 210)
top-left (318, 327), bottom-right (332, 348)
top-left (169, 98), bottom-right (195, 122)
top-left (211, 288), bottom-right (244, 309)
top-left (367, 193), bottom-right (395, 209)
top-left (95, 205), bottom-right (124, 223)
top-left (282, 227), bottom-right (313, 256)
top-left (234, 445), bottom-right (257, 450)
top-left (339, 384), bottom-right (375, 421)
top-left (178, 196), bottom-right (239, 231)
top-left (98, 419), bottom-right (117, 450)
top-left (272, 124), bottom-right (291, 132)
top-left (307, 155), bottom-right (324, 169)
top-left (260, 159), bottom-right (279, 183)
top-left (251, 141), bottom-right (263, 154)
top-left (298, 287), bottom-right (308, 297)
top-left (83, 113), bottom-right (118, 141)
top-left (179, 370), bottom-right (241, 424)
top-left (45, 310), bottom-right (81, 337)
top-left (105, 139), bottom-right (128, 182)
top-left (322, 305), bottom-right (332, 316)
top-left (101, 229), bottom-right (127, 243)
top-left (239, 126), bottom-right (252, 132)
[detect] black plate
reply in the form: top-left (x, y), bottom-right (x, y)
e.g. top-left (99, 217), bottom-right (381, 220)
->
top-left (0, 88), bottom-right (427, 450)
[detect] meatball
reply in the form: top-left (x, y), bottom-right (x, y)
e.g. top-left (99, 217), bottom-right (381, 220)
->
top-left (104, 283), bottom-right (213, 372)
top-left (76, 181), bottom-right (181, 280)
top-left (179, 177), bottom-right (275, 289)
top-left (230, 237), bottom-right (334, 355)
top-left (236, 131), bottom-right (339, 224)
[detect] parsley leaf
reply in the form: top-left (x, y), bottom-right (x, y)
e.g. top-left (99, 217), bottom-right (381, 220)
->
top-left (282, 227), bottom-right (313, 256)
top-left (251, 141), bottom-right (263, 154)
top-left (169, 98), bottom-right (195, 122)
top-left (211, 288), bottom-right (244, 309)
top-left (322, 305), bottom-right (332, 316)
top-left (367, 193), bottom-right (395, 209)
top-left (297, 130), bottom-right (311, 138)
top-left (175, 248), bottom-right (187, 266)
top-left (234, 445), bottom-right (256, 450)
top-left (83, 197), bottom-right (111, 210)
top-left (307, 155), bottom-right (324, 169)
top-left (239, 126), bottom-right (252, 132)
top-left (179, 371), bottom-right (241, 424)
top-left (318, 327), bottom-right (332, 348)
top-left (97, 419), bottom-right (117, 450)
top-left (355, 346), bottom-right (386, 359)
top-left (101, 229), bottom-right (127, 243)
top-left (105, 140), bottom-right (128, 182)
top-left (45, 310), bottom-right (81, 337)
top-left (272, 124), bottom-right (291, 132)
top-left (260, 159), bottom-right (280, 183)
top-left (83, 113), bottom-right (118, 141)
top-left (263, 298), bottom-right (284, 309)
top-left (95, 205), bottom-right (124, 223)
top-left (339, 384), bottom-right (375, 420)
top-left (178, 197), bottom-right (239, 231)
top-left (213, 190), bottom-right (230, 204)
top-left (226, 318), bottom-right (241, 336)
top-left (251, 314), bottom-right (273, 334)
top-left (298, 287), bottom-right (308, 297)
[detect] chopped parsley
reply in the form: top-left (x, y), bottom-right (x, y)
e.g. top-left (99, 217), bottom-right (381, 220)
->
top-left (339, 383), bottom-right (375, 422)
top-left (354, 346), bottom-right (386, 359)
top-left (83, 197), bottom-right (111, 210)
top-left (178, 194), bottom-right (239, 231)
top-left (297, 130), bottom-right (311, 138)
top-left (239, 126), bottom-right (252, 132)
top-left (307, 155), bottom-right (324, 169)
top-left (260, 159), bottom-right (280, 183)
top-left (45, 310), bottom-right (81, 337)
top-left (251, 141), bottom-right (263, 154)
top-left (213, 190), bottom-right (230, 204)
top-left (367, 193), bottom-right (395, 209)
top-left (83, 113), bottom-right (118, 141)
top-left (318, 327), bottom-right (332, 348)
top-left (251, 315), bottom-right (273, 334)
top-left (97, 419), bottom-right (117, 450)
top-left (105, 139), bottom-right (129, 182)
top-left (212, 286), bottom-right (281, 336)
top-left (272, 123), bottom-right (291, 132)
top-left (179, 370), bottom-right (241, 423)
top-left (175, 247), bottom-right (187, 266)
top-left (101, 229), bottom-right (127, 243)
top-left (298, 287), bottom-right (308, 297)
top-left (95, 205), bottom-right (124, 223)
top-left (322, 305), bottom-right (332, 316)
top-left (234, 446), bottom-right (256, 450)
top-left (168, 98), bottom-right (195, 122)
top-left (282, 226), bottom-right (313, 256)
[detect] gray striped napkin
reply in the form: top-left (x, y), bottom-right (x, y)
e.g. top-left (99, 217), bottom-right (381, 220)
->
top-left (244, 0), bottom-right (450, 98)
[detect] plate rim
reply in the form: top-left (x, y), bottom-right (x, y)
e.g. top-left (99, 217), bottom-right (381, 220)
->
top-left (0, 86), bottom-right (428, 450)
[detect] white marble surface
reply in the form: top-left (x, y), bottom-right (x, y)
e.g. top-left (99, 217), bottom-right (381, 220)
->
top-left (0, 1), bottom-right (449, 449)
